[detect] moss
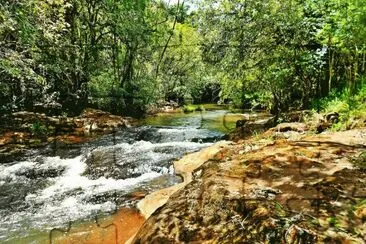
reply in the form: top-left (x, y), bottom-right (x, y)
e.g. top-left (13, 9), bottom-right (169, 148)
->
top-left (183, 104), bottom-right (207, 113)
top-left (183, 105), bottom-right (197, 113)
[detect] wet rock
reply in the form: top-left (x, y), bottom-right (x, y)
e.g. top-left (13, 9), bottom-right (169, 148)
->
top-left (80, 108), bottom-right (127, 134)
top-left (0, 132), bottom-right (17, 146)
top-left (16, 167), bottom-right (65, 179)
top-left (316, 122), bottom-right (332, 133)
top-left (34, 101), bottom-right (62, 115)
top-left (191, 136), bottom-right (222, 143)
top-left (146, 101), bottom-right (181, 115)
top-left (80, 108), bottom-right (110, 118)
top-left (0, 145), bottom-right (27, 163)
top-left (28, 139), bottom-right (44, 147)
top-left (2, 109), bottom-right (129, 149)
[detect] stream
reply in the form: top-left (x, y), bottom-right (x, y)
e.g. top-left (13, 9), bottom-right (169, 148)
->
top-left (0, 109), bottom-right (262, 243)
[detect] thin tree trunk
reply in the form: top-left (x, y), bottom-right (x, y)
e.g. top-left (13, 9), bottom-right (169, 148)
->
top-left (362, 50), bottom-right (365, 73)
top-left (328, 47), bottom-right (334, 93)
top-left (155, 0), bottom-right (183, 79)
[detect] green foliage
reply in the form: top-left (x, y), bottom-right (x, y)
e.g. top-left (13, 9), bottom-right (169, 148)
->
top-left (196, 105), bottom-right (206, 112)
top-left (327, 216), bottom-right (341, 228)
top-left (1, 0), bottom-right (365, 117)
top-left (183, 105), bottom-right (195, 113)
top-left (183, 104), bottom-right (197, 113)
top-left (314, 78), bottom-right (366, 130)
top-left (197, 0), bottom-right (366, 115)
top-left (182, 104), bottom-right (206, 113)
top-left (30, 121), bottom-right (48, 136)
top-left (0, 0), bottom-right (213, 116)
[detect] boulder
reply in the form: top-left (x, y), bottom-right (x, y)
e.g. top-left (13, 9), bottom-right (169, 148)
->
top-left (235, 119), bottom-right (247, 128)
top-left (137, 141), bottom-right (232, 219)
top-left (325, 112), bottom-right (339, 123)
top-left (269, 122), bottom-right (308, 133)
top-left (230, 117), bottom-right (275, 141)
top-left (313, 112), bottom-right (340, 133)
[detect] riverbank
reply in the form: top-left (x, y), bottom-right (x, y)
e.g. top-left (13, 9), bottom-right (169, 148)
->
top-left (131, 125), bottom-right (366, 243)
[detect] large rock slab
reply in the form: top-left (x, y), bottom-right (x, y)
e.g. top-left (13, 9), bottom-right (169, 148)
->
top-left (132, 129), bottom-right (366, 243)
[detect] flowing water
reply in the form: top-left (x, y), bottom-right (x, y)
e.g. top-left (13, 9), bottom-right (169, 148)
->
top-left (0, 109), bottom-right (262, 243)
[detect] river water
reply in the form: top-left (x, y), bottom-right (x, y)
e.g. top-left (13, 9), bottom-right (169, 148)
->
top-left (0, 109), bottom-right (252, 242)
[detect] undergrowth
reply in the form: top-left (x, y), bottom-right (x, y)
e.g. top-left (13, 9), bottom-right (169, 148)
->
top-left (312, 79), bottom-right (366, 130)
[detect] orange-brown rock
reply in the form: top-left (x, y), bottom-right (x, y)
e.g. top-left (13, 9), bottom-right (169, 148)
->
top-left (132, 128), bottom-right (366, 243)
top-left (53, 208), bottom-right (145, 244)
top-left (1, 109), bottom-right (129, 147)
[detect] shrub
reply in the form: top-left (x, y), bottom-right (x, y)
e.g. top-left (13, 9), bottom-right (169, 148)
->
top-left (196, 105), bottom-right (206, 112)
top-left (31, 121), bottom-right (48, 136)
top-left (183, 104), bottom-right (206, 113)
top-left (183, 104), bottom-right (197, 113)
top-left (313, 78), bottom-right (366, 131)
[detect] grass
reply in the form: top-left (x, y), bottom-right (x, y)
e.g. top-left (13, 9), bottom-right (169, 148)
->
top-left (312, 80), bottom-right (366, 131)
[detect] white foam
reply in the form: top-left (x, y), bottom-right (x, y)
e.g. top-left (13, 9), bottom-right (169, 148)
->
top-left (156, 127), bottom-right (200, 133)
top-left (27, 155), bottom-right (162, 202)
top-left (0, 161), bottom-right (35, 182)
top-left (99, 140), bottom-right (211, 152)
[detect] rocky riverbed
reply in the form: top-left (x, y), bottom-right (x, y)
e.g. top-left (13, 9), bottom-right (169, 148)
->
top-left (1, 107), bottom-right (365, 243)
top-left (0, 108), bottom-right (252, 243)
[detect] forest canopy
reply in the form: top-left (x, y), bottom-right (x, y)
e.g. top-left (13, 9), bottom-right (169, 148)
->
top-left (0, 0), bottom-right (365, 117)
